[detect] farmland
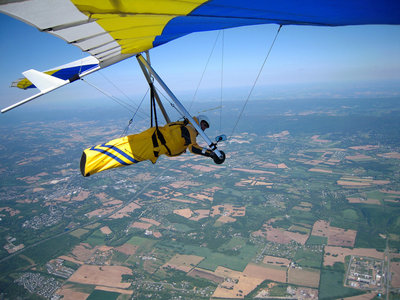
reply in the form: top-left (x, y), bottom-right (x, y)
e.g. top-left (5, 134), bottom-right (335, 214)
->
top-left (1, 98), bottom-right (400, 299)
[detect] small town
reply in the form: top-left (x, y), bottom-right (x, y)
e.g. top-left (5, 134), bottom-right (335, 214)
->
top-left (22, 206), bottom-right (67, 230)
top-left (46, 259), bottom-right (75, 279)
top-left (345, 255), bottom-right (385, 290)
top-left (14, 273), bottom-right (62, 300)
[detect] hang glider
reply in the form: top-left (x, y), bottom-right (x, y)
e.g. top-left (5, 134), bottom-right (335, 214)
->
top-left (1, 0), bottom-right (399, 161)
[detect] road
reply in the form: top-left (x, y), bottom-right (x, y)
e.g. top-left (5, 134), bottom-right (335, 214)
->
top-left (385, 237), bottom-right (390, 300)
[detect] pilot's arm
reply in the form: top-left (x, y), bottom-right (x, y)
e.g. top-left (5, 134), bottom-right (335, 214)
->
top-left (183, 123), bottom-right (225, 164)
top-left (185, 124), bottom-right (213, 157)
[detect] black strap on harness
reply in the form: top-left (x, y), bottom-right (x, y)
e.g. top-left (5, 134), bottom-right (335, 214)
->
top-left (150, 84), bottom-right (171, 157)
top-left (150, 83), bottom-right (154, 128)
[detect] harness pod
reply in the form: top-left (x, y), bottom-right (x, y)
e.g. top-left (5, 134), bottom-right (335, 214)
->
top-left (80, 75), bottom-right (194, 177)
top-left (80, 120), bottom-right (191, 177)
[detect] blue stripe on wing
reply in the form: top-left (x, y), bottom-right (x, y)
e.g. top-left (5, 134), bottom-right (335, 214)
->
top-left (90, 143), bottom-right (138, 165)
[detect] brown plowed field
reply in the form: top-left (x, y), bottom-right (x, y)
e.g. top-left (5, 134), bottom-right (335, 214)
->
top-left (288, 268), bottom-right (320, 288)
top-left (323, 246), bottom-right (384, 266)
top-left (68, 265), bottom-right (132, 289)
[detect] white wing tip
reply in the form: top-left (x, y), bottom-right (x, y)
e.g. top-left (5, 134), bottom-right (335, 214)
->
top-left (22, 69), bottom-right (68, 92)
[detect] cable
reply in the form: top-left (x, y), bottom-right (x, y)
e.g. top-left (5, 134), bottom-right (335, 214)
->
top-left (189, 30), bottom-right (222, 112)
top-left (98, 71), bottom-right (149, 118)
top-left (81, 78), bottom-right (149, 119)
top-left (219, 30), bottom-right (224, 132)
top-left (154, 86), bottom-right (186, 119)
top-left (121, 88), bottom-right (149, 136)
top-left (229, 25), bottom-right (282, 138)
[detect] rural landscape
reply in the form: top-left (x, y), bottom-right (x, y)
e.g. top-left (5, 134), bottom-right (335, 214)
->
top-left (0, 97), bottom-right (400, 299)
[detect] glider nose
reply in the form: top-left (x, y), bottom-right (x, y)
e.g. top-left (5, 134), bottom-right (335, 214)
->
top-left (80, 152), bottom-right (89, 177)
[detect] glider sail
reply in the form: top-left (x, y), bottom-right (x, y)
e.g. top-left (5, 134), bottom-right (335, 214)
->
top-left (1, 0), bottom-right (399, 112)
top-left (2, 0), bottom-right (399, 67)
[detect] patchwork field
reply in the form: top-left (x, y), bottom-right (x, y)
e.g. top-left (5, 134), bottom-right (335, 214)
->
top-left (100, 226), bottom-right (112, 235)
top-left (115, 243), bottom-right (138, 256)
top-left (69, 243), bottom-right (96, 262)
top-left (69, 229), bottom-right (89, 238)
top-left (162, 254), bottom-right (204, 272)
top-left (347, 197), bottom-right (381, 205)
top-left (390, 262), bottom-right (400, 288)
top-left (211, 263), bottom-right (287, 299)
top-left (68, 265), bottom-right (132, 288)
top-left (2, 99), bottom-right (400, 299)
top-left (311, 220), bottom-right (330, 237)
top-left (253, 222), bottom-right (309, 245)
top-left (109, 202), bottom-right (141, 219)
top-left (327, 226), bottom-right (357, 247)
top-left (56, 283), bottom-right (91, 300)
top-left (173, 208), bottom-right (193, 218)
top-left (188, 268), bottom-right (224, 283)
top-left (211, 204), bottom-right (246, 217)
top-left (263, 255), bottom-right (291, 267)
top-left (130, 221), bottom-right (152, 230)
top-left (323, 246), bottom-right (385, 266)
top-left (288, 267), bottom-right (320, 288)
top-left (311, 220), bottom-right (357, 247)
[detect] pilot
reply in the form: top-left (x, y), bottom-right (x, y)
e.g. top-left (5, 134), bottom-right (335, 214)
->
top-left (80, 115), bottom-right (225, 176)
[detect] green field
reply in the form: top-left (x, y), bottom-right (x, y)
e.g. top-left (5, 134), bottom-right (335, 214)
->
top-left (69, 228), bottom-right (89, 238)
top-left (111, 250), bottom-right (130, 264)
top-left (185, 242), bottom-right (259, 272)
top-left (198, 252), bottom-right (246, 271)
top-left (86, 290), bottom-right (120, 300)
top-left (86, 230), bottom-right (106, 247)
top-left (124, 236), bottom-right (158, 265)
top-left (294, 247), bottom-right (323, 268)
top-left (127, 236), bottom-right (157, 251)
top-left (218, 236), bottom-right (247, 252)
top-left (342, 208), bottom-right (359, 220)
top-left (319, 269), bottom-right (363, 299)
top-left (306, 235), bottom-right (328, 245)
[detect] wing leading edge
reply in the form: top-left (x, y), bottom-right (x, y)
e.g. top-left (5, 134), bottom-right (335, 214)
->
top-left (1, 56), bottom-right (100, 113)
top-left (2, 0), bottom-right (399, 65)
top-left (12, 56), bottom-right (99, 90)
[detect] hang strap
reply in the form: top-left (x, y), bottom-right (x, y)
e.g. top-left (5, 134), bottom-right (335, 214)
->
top-left (150, 84), bottom-right (171, 157)
top-left (151, 129), bottom-right (172, 157)
top-left (150, 83), bottom-right (156, 128)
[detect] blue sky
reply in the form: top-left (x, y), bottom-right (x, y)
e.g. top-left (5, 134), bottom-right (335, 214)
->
top-left (1, 12), bottom-right (400, 113)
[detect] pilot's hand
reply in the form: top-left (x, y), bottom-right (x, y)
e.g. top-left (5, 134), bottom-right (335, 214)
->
top-left (211, 151), bottom-right (225, 164)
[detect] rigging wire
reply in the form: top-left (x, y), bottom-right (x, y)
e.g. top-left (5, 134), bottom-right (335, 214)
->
top-left (219, 30), bottom-right (224, 132)
top-left (229, 25), bottom-right (282, 138)
top-left (197, 105), bottom-right (222, 113)
top-left (154, 85), bottom-right (186, 120)
top-left (189, 30), bottom-right (222, 112)
top-left (98, 71), bottom-right (150, 118)
top-left (99, 72), bottom-right (134, 104)
top-left (121, 87), bottom-right (149, 136)
top-left (81, 78), bottom-right (149, 119)
top-left (78, 50), bottom-right (84, 76)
